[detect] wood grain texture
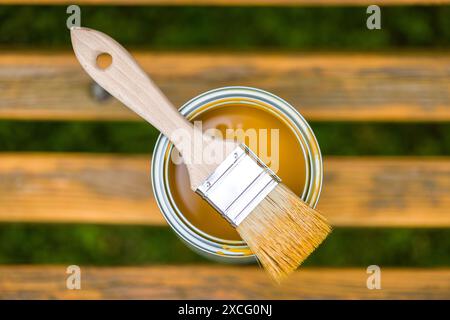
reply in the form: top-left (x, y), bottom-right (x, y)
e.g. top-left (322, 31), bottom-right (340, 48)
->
top-left (320, 157), bottom-right (450, 227)
top-left (1, 52), bottom-right (449, 121)
top-left (1, 0), bottom-right (448, 6)
top-left (70, 28), bottom-right (195, 139)
top-left (0, 153), bottom-right (164, 225)
top-left (71, 27), bottom-right (236, 190)
top-left (0, 154), bottom-right (449, 227)
top-left (0, 266), bottom-right (449, 299)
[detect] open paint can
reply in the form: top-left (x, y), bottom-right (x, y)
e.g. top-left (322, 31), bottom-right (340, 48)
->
top-left (151, 86), bottom-right (322, 263)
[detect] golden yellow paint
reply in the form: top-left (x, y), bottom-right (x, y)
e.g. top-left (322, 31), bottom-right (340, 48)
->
top-left (168, 103), bottom-right (307, 240)
top-left (222, 246), bottom-right (254, 255)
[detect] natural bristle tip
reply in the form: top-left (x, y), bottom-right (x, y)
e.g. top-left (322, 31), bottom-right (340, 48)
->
top-left (236, 183), bottom-right (332, 283)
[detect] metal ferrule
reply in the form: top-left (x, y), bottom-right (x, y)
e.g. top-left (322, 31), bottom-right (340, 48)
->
top-left (196, 144), bottom-right (281, 227)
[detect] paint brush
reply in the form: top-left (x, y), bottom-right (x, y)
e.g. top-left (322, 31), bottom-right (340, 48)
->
top-left (71, 27), bottom-right (331, 282)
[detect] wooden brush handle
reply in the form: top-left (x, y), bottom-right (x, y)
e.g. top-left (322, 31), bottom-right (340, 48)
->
top-left (71, 27), bottom-right (236, 189)
top-left (70, 27), bottom-right (192, 144)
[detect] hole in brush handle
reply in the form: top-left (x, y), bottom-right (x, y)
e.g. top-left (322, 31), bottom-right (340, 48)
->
top-left (96, 52), bottom-right (112, 70)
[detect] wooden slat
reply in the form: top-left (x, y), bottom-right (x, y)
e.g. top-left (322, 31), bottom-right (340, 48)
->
top-left (0, 153), bottom-right (449, 227)
top-left (321, 157), bottom-right (450, 227)
top-left (1, 52), bottom-right (449, 121)
top-left (0, 266), bottom-right (449, 299)
top-left (0, 153), bottom-right (163, 226)
top-left (1, 0), bottom-right (449, 6)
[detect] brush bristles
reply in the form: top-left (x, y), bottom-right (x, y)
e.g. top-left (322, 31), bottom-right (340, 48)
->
top-left (236, 183), bottom-right (331, 283)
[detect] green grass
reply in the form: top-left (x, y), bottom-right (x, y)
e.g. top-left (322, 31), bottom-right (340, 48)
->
top-left (0, 5), bottom-right (449, 267)
top-left (0, 6), bottom-right (449, 50)
top-left (0, 224), bottom-right (207, 265)
top-left (0, 121), bottom-right (449, 156)
top-left (0, 224), bottom-right (448, 267)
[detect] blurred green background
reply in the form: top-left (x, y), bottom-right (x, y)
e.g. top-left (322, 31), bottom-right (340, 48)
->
top-left (0, 5), bottom-right (449, 267)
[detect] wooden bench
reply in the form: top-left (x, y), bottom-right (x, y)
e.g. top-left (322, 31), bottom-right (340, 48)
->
top-left (0, 1), bottom-right (449, 300)
top-left (2, 52), bottom-right (449, 121)
top-left (1, 266), bottom-right (449, 299)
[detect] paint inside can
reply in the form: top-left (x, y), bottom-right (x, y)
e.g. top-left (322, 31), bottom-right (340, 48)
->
top-left (152, 87), bottom-right (322, 263)
top-left (168, 104), bottom-right (308, 240)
